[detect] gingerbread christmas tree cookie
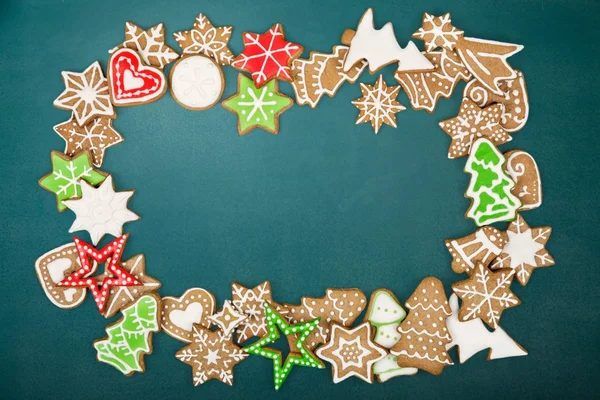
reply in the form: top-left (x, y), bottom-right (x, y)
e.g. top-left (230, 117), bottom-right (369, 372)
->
top-left (390, 277), bottom-right (453, 375)
top-left (316, 322), bottom-right (386, 384)
top-left (490, 214), bottom-right (554, 286)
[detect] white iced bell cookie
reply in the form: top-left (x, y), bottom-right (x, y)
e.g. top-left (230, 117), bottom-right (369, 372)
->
top-left (170, 55), bottom-right (224, 110)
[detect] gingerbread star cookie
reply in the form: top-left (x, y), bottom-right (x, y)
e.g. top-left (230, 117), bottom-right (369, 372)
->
top-left (490, 214), bottom-right (554, 286)
top-left (53, 116), bottom-right (123, 167)
top-left (53, 61), bottom-right (115, 126)
top-left (208, 300), bottom-right (248, 339)
top-left (173, 13), bottom-right (234, 65)
top-left (110, 22), bottom-right (179, 69)
top-left (351, 75), bottom-right (406, 134)
top-left (176, 324), bottom-right (248, 386)
top-left (439, 97), bottom-right (511, 158)
top-left (412, 13), bottom-right (464, 51)
top-left (452, 263), bottom-right (520, 329)
top-left (316, 322), bottom-right (386, 384)
top-left (231, 23), bottom-right (303, 87)
top-left (445, 226), bottom-right (508, 275)
top-left (231, 280), bottom-right (273, 343)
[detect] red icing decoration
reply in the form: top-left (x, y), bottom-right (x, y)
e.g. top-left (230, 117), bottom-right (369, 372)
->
top-left (57, 234), bottom-right (141, 313)
top-left (108, 48), bottom-right (165, 105)
top-left (231, 24), bottom-right (303, 87)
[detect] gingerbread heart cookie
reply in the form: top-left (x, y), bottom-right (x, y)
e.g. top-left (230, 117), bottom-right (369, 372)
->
top-left (35, 243), bottom-right (97, 309)
top-left (108, 48), bottom-right (167, 106)
top-left (161, 288), bottom-right (216, 343)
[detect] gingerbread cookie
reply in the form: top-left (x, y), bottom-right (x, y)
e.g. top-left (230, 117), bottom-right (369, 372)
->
top-left (412, 13), bottom-right (464, 52)
top-left (243, 302), bottom-right (324, 390)
top-left (291, 45), bottom-right (366, 108)
top-left (280, 288), bottom-right (367, 352)
top-left (94, 294), bottom-right (160, 375)
top-left (109, 22), bottom-right (179, 69)
top-left (107, 48), bottom-right (167, 106)
top-left (57, 235), bottom-right (141, 314)
top-left (316, 322), bottom-right (386, 384)
top-left (504, 150), bottom-right (542, 210)
top-left (446, 294), bottom-right (527, 363)
top-left (207, 300), bottom-right (248, 339)
top-left (490, 214), bottom-right (554, 286)
top-left (222, 74), bottom-right (293, 136)
top-left (173, 13), bottom-right (234, 65)
top-left (176, 324), bottom-right (248, 386)
top-left (169, 55), bottom-right (225, 111)
top-left (463, 70), bottom-right (529, 132)
top-left (63, 175), bottom-right (139, 245)
top-left (39, 151), bottom-right (107, 212)
top-left (161, 288), bottom-right (216, 343)
top-left (390, 277), bottom-right (453, 375)
top-left (445, 226), bottom-right (507, 275)
top-left (364, 289), bottom-right (417, 382)
top-left (439, 98), bottom-right (511, 159)
top-left (53, 61), bottom-right (115, 126)
top-left (231, 24), bottom-right (303, 88)
top-left (341, 8), bottom-right (433, 73)
top-left (452, 263), bottom-right (520, 329)
top-left (394, 49), bottom-right (471, 113)
top-left (231, 281), bottom-right (272, 343)
top-left (351, 75), bottom-right (406, 134)
top-left (455, 37), bottom-right (523, 96)
top-left (464, 138), bottom-right (521, 226)
top-left (99, 254), bottom-right (161, 318)
top-left (35, 243), bottom-right (97, 309)
top-left (53, 116), bottom-right (123, 167)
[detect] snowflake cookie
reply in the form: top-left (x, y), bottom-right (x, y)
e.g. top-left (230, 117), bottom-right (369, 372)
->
top-left (490, 214), bottom-right (554, 286)
top-left (231, 24), bottom-right (303, 88)
top-left (222, 74), bottom-right (293, 136)
top-left (316, 322), bottom-right (386, 384)
top-left (452, 263), bottom-right (520, 329)
top-left (53, 116), bottom-right (123, 167)
top-left (109, 22), bottom-right (179, 69)
top-left (173, 13), bottom-right (234, 65)
top-left (176, 324), bottom-right (248, 386)
top-left (39, 151), bottom-right (107, 212)
top-left (53, 61), bottom-right (115, 126)
top-left (412, 13), bottom-right (464, 52)
top-left (63, 175), bottom-right (139, 245)
top-left (351, 75), bottom-right (405, 134)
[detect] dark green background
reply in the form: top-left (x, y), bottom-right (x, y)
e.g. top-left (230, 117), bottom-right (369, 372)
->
top-left (1, 0), bottom-right (598, 398)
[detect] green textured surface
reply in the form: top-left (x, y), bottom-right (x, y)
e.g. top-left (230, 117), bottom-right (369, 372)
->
top-left (1, 0), bottom-right (599, 398)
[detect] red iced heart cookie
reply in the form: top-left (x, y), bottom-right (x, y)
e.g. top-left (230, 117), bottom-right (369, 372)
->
top-left (108, 48), bottom-right (166, 106)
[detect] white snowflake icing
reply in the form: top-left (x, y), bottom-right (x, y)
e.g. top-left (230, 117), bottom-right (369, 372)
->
top-left (352, 75), bottom-right (405, 134)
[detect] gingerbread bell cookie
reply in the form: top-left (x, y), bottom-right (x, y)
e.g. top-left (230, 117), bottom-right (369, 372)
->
top-left (446, 226), bottom-right (507, 275)
top-left (390, 277), bottom-right (453, 375)
top-left (161, 288), bottom-right (216, 343)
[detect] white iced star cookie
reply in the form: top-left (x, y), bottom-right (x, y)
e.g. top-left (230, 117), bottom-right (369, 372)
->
top-left (63, 175), bottom-right (139, 245)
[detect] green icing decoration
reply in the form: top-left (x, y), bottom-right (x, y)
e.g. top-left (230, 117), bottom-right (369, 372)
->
top-left (222, 74), bottom-right (293, 135)
top-left (464, 138), bottom-right (521, 226)
top-left (39, 151), bottom-right (106, 211)
top-left (94, 295), bottom-right (160, 376)
top-left (243, 302), bottom-right (324, 390)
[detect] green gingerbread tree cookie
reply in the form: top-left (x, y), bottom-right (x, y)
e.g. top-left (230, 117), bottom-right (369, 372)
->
top-left (39, 151), bottom-right (107, 211)
top-left (94, 295), bottom-right (160, 375)
top-left (464, 138), bottom-right (521, 226)
top-left (222, 74), bottom-right (293, 135)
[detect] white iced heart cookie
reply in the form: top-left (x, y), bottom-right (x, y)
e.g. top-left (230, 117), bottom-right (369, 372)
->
top-left (160, 288), bottom-right (216, 343)
top-left (170, 55), bottom-right (225, 110)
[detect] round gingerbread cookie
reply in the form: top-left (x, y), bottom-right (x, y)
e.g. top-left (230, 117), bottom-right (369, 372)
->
top-left (169, 55), bottom-right (225, 111)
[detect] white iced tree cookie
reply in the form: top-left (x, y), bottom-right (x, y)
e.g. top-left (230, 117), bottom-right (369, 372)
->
top-left (342, 8), bottom-right (434, 74)
top-left (446, 294), bottom-right (527, 363)
top-left (63, 175), bottom-right (139, 245)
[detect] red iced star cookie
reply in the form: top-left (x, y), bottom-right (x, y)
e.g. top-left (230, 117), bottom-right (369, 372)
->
top-left (231, 24), bottom-right (303, 87)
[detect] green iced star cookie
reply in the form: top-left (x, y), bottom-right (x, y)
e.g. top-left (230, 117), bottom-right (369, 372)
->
top-left (243, 302), bottom-right (324, 390)
top-left (39, 150), bottom-right (107, 211)
top-left (222, 74), bottom-right (293, 135)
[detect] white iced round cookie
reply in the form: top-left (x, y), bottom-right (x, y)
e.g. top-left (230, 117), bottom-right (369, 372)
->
top-left (169, 55), bottom-right (224, 110)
